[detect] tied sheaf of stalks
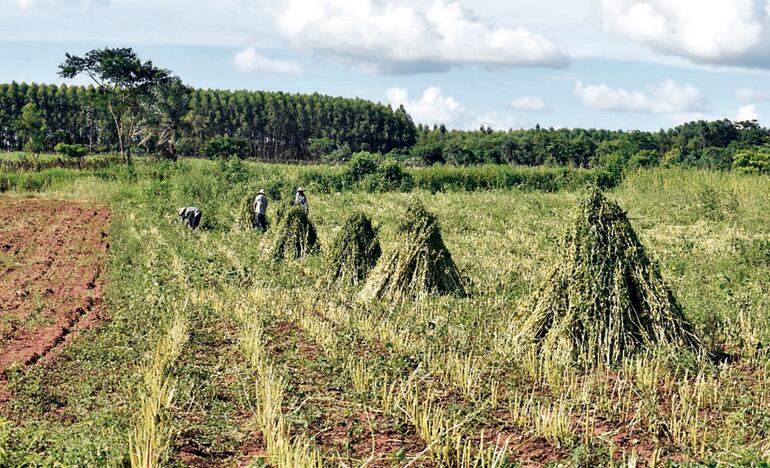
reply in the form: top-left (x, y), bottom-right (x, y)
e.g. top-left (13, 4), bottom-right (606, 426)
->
top-left (234, 192), bottom-right (257, 231)
top-left (513, 187), bottom-right (700, 369)
top-left (359, 200), bottom-right (465, 302)
top-left (266, 205), bottom-right (319, 261)
top-left (323, 212), bottom-right (381, 287)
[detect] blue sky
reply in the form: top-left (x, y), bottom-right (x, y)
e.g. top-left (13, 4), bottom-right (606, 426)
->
top-left (2, 0), bottom-right (770, 131)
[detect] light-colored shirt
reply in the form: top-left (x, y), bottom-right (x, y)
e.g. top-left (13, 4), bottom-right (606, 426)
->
top-left (294, 192), bottom-right (307, 211)
top-left (254, 194), bottom-right (268, 215)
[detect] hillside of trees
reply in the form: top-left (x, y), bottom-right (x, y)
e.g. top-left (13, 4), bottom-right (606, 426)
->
top-left (0, 82), bottom-right (417, 160)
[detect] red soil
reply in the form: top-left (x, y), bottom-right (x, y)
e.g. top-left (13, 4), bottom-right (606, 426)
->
top-left (0, 197), bottom-right (109, 402)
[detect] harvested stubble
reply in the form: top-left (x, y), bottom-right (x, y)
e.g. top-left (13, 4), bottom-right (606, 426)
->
top-left (359, 200), bottom-right (465, 301)
top-left (266, 205), bottom-right (319, 261)
top-left (513, 187), bottom-right (700, 368)
top-left (324, 212), bottom-right (381, 287)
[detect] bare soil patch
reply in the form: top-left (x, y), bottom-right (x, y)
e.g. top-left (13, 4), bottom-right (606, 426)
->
top-left (0, 197), bottom-right (109, 402)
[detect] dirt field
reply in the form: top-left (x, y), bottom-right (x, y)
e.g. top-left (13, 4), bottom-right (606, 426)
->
top-left (0, 197), bottom-right (109, 402)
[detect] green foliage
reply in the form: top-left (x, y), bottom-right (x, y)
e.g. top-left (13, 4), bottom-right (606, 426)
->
top-left (732, 146), bottom-right (770, 174)
top-left (696, 185), bottom-right (739, 221)
top-left (324, 212), bottom-right (381, 287)
top-left (364, 158), bottom-right (414, 192)
top-left (308, 137), bottom-right (337, 160)
top-left (343, 152), bottom-right (379, 182)
top-left (54, 143), bottom-right (88, 159)
top-left (628, 149), bottom-right (658, 168)
top-left (203, 136), bottom-right (250, 159)
top-left (267, 205), bottom-right (319, 261)
top-left (15, 102), bottom-right (47, 155)
top-left (58, 47), bottom-right (172, 162)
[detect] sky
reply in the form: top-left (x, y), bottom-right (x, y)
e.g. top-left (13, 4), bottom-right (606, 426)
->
top-left (2, 0), bottom-right (770, 131)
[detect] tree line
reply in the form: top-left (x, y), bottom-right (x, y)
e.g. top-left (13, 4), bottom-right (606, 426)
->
top-left (403, 120), bottom-right (770, 170)
top-left (0, 47), bottom-right (417, 163)
top-left (2, 47), bottom-right (769, 171)
top-left (0, 81), bottom-right (417, 161)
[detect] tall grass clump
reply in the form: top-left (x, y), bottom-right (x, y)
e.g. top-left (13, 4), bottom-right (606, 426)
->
top-left (513, 187), bottom-right (700, 368)
top-left (266, 205), bottom-right (319, 261)
top-left (324, 212), bottom-right (381, 287)
top-left (359, 200), bottom-right (465, 302)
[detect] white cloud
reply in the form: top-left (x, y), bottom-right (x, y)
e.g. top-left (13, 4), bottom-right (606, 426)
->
top-left (14, 0), bottom-right (106, 9)
top-left (738, 88), bottom-right (770, 101)
top-left (387, 86), bottom-right (467, 127)
top-left (278, 0), bottom-right (569, 73)
top-left (386, 86), bottom-right (531, 130)
top-left (232, 48), bottom-right (302, 74)
top-left (735, 104), bottom-right (760, 121)
top-left (510, 96), bottom-right (546, 112)
top-left (574, 79), bottom-right (707, 114)
top-left (601, 0), bottom-right (770, 68)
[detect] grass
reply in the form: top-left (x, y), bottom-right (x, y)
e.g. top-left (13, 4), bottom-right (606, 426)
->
top-left (2, 161), bottom-right (770, 465)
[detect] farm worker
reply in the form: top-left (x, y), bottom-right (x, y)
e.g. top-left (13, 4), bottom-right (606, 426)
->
top-left (253, 189), bottom-right (268, 232)
top-left (294, 187), bottom-right (308, 214)
top-left (178, 207), bottom-right (202, 230)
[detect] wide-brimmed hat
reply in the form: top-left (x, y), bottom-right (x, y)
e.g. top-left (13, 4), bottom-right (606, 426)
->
top-left (258, 189), bottom-right (265, 195)
top-left (297, 187), bottom-right (304, 192)
top-left (177, 207), bottom-right (185, 215)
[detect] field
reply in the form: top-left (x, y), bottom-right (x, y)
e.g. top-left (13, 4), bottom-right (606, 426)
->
top-left (2, 160), bottom-right (770, 466)
top-left (0, 198), bottom-right (109, 402)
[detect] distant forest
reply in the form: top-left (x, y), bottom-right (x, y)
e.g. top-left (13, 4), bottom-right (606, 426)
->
top-left (1, 81), bottom-right (768, 170)
top-left (0, 82), bottom-right (416, 160)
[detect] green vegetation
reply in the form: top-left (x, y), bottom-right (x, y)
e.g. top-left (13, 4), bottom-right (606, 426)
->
top-left (266, 205), bottom-right (319, 261)
top-left (3, 158), bottom-right (770, 465)
top-left (359, 200), bottom-right (465, 302)
top-left (513, 187), bottom-right (700, 369)
top-left (323, 212), bottom-right (381, 288)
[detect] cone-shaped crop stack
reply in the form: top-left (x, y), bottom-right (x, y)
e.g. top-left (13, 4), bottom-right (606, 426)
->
top-left (513, 187), bottom-right (699, 368)
top-left (267, 205), bottom-right (318, 261)
top-left (359, 200), bottom-right (465, 302)
top-left (324, 212), bottom-right (381, 287)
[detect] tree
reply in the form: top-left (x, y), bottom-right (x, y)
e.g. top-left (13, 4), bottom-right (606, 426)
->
top-left (54, 143), bottom-right (88, 168)
top-left (58, 47), bottom-right (171, 163)
top-left (14, 102), bottom-right (47, 155)
top-left (137, 76), bottom-right (191, 160)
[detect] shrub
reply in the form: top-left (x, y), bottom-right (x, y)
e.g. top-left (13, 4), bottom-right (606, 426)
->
top-left (343, 152), bottom-right (379, 183)
top-left (202, 136), bottom-right (250, 159)
top-left (308, 137), bottom-right (337, 160)
top-left (627, 149), bottom-right (658, 168)
top-left (364, 159), bottom-right (414, 192)
top-left (411, 142), bottom-right (445, 165)
top-left (54, 143), bottom-right (88, 159)
top-left (320, 143), bottom-right (353, 164)
top-left (732, 147), bottom-right (770, 174)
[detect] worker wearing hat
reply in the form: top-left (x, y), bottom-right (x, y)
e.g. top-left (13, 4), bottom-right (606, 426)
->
top-left (253, 188), bottom-right (269, 232)
top-left (294, 187), bottom-right (308, 214)
top-left (178, 206), bottom-right (202, 230)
